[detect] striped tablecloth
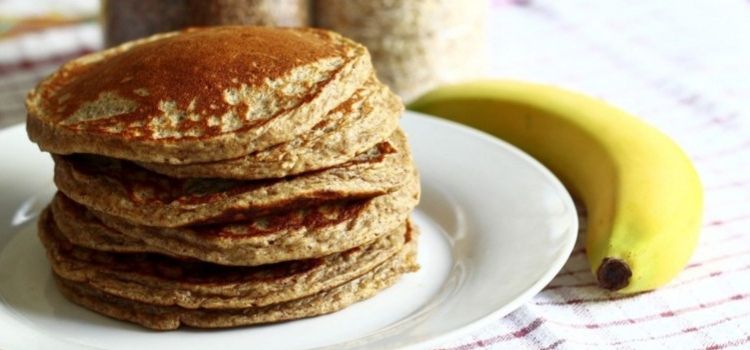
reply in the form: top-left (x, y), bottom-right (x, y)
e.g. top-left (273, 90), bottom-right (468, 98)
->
top-left (1, 1), bottom-right (749, 349)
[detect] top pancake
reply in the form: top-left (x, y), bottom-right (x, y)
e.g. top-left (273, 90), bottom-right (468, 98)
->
top-left (137, 76), bottom-right (402, 179)
top-left (26, 26), bottom-right (372, 164)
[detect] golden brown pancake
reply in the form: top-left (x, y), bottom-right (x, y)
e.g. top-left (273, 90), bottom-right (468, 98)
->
top-left (54, 235), bottom-right (418, 330)
top-left (40, 207), bottom-right (412, 309)
top-left (53, 129), bottom-right (413, 228)
top-left (51, 170), bottom-right (419, 266)
top-left (28, 25), bottom-right (421, 332)
top-left (137, 76), bottom-right (402, 180)
top-left (26, 26), bottom-right (373, 164)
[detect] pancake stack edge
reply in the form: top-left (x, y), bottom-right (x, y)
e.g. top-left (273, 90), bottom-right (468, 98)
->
top-left (25, 26), bottom-right (420, 330)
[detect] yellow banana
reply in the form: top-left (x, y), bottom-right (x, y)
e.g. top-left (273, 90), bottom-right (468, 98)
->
top-left (408, 80), bottom-right (703, 293)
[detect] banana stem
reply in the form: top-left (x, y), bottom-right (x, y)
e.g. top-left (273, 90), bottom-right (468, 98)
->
top-left (596, 258), bottom-right (632, 291)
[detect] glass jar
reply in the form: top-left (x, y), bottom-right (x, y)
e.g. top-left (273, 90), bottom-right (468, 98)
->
top-left (315, 0), bottom-right (488, 102)
top-left (102, 0), bottom-right (310, 47)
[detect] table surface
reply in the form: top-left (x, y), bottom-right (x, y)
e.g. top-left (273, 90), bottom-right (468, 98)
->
top-left (1, 1), bottom-right (749, 349)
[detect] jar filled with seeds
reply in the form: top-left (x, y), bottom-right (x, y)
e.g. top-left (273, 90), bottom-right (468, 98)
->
top-left (103, 0), bottom-right (310, 47)
top-left (315, 0), bottom-right (488, 102)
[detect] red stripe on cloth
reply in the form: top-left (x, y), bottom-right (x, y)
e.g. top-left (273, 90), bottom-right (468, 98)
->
top-left (607, 310), bottom-right (750, 346)
top-left (704, 214), bottom-right (750, 227)
top-left (684, 113), bottom-right (740, 132)
top-left (0, 48), bottom-right (93, 76)
top-left (546, 311), bottom-right (750, 347)
top-left (538, 339), bottom-right (566, 350)
top-left (668, 264), bottom-right (750, 288)
top-left (703, 336), bottom-right (750, 350)
top-left (437, 318), bottom-right (546, 350)
top-left (686, 248), bottom-right (750, 268)
top-left (537, 294), bottom-right (750, 329)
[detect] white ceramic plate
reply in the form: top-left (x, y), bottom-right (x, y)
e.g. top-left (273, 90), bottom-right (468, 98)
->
top-left (0, 112), bottom-right (577, 350)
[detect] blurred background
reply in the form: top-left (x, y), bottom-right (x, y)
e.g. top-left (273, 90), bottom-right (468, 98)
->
top-left (2, 0), bottom-right (748, 130)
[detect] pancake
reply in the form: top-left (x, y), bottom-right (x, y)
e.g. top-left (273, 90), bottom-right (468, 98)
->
top-left (26, 26), bottom-right (373, 164)
top-left (53, 235), bottom-right (418, 330)
top-left (40, 207), bottom-right (412, 309)
top-left (53, 129), bottom-right (413, 228)
top-left (138, 76), bottom-right (402, 179)
top-left (52, 171), bottom-right (419, 266)
top-left (28, 23), bottom-right (421, 331)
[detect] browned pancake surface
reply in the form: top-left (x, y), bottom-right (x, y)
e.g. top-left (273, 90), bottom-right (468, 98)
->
top-left (27, 26), bottom-right (373, 163)
top-left (137, 77), bottom-right (403, 180)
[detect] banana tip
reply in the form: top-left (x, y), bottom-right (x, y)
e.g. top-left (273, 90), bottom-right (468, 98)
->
top-left (597, 258), bottom-right (632, 291)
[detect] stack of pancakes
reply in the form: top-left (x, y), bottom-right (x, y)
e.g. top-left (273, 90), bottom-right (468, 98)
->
top-left (25, 26), bottom-right (420, 330)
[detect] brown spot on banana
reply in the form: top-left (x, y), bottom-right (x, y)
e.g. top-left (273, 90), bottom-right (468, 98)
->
top-left (597, 258), bottom-right (632, 291)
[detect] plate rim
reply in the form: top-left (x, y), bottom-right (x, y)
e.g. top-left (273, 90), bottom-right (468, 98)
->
top-left (396, 111), bottom-right (578, 349)
top-left (0, 112), bottom-right (578, 349)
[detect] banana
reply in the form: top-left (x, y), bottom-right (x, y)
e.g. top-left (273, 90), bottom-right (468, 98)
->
top-left (408, 80), bottom-right (703, 293)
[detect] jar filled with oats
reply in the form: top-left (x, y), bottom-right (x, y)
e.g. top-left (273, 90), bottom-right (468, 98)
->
top-left (315, 0), bottom-right (488, 102)
top-left (103, 0), bottom-right (310, 47)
